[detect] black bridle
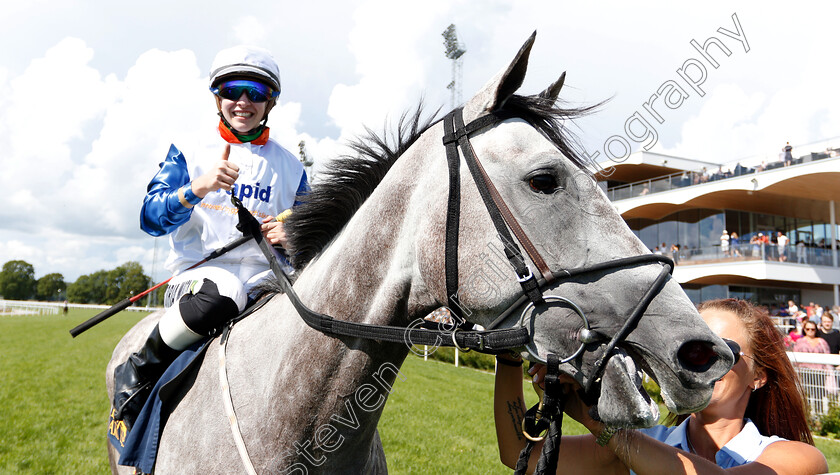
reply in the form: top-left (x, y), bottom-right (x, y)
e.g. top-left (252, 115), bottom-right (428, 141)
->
top-left (236, 106), bottom-right (673, 392)
top-left (440, 108), bottom-right (676, 474)
top-left (441, 108), bottom-right (673, 391)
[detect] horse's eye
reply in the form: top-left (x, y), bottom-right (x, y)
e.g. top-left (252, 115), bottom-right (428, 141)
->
top-left (529, 174), bottom-right (558, 194)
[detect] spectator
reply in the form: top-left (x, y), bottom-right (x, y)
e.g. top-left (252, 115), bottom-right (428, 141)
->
top-left (788, 299), bottom-right (800, 316)
top-left (750, 233), bottom-right (761, 257)
top-left (759, 233), bottom-right (770, 258)
top-left (670, 243), bottom-right (680, 265)
top-left (796, 240), bottom-right (807, 263)
top-left (730, 232), bottom-right (741, 257)
top-left (788, 310), bottom-right (809, 343)
top-left (821, 314), bottom-right (840, 396)
top-left (783, 142), bottom-right (793, 166)
top-left (817, 313), bottom-right (840, 354)
top-left (720, 229), bottom-right (730, 256)
top-left (816, 303), bottom-right (825, 319)
top-left (494, 298), bottom-right (826, 473)
top-left (777, 231), bottom-right (789, 262)
top-left (793, 320), bottom-right (833, 408)
top-left (679, 171), bottom-right (690, 187)
top-left (806, 302), bottom-right (817, 324)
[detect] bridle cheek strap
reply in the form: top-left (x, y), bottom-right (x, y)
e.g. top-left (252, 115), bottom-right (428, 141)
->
top-left (442, 108), bottom-right (551, 321)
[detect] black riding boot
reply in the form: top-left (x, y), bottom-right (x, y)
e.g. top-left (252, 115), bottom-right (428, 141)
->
top-left (112, 325), bottom-right (179, 429)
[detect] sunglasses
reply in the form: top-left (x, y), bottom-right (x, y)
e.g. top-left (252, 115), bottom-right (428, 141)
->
top-left (804, 327), bottom-right (818, 332)
top-left (211, 79), bottom-right (279, 103)
top-left (722, 338), bottom-right (753, 365)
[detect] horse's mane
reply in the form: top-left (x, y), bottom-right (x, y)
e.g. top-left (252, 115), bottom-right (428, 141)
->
top-left (284, 94), bottom-right (597, 268)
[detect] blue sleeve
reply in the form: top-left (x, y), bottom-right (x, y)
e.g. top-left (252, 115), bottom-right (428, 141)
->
top-left (293, 169), bottom-right (310, 207)
top-left (140, 144), bottom-right (202, 236)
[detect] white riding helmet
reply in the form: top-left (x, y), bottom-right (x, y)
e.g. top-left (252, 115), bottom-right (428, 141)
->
top-left (209, 45), bottom-right (281, 93)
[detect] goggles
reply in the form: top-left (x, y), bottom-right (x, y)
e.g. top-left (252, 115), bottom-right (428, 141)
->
top-left (211, 79), bottom-right (279, 103)
top-left (722, 338), bottom-right (753, 365)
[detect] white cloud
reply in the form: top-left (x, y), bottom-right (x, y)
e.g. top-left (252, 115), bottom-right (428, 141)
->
top-left (60, 48), bottom-right (213, 236)
top-left (0, 38), bottom-right (115, 229)
top-left (326, 0), bottom-right (451, 141)
top-left (656, 67), bottom-right (840, 166)
top-left (1, 0), bottom-right (838, 284)
top-left (0, 41), bottom-right (216, 279)
top-left (231, 15), bottom-right (267, 45)
top-left (0, 228), bottom-right (153, 281)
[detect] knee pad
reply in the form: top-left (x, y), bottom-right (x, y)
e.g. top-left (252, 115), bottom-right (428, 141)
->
top-left (159, 268), bottom-right (247, 350)
top-left (178, 279), bottom-right (240, 335)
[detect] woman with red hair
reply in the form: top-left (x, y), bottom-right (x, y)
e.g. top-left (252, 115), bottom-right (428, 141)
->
top-left (494, 298), bottom-right (826, 473)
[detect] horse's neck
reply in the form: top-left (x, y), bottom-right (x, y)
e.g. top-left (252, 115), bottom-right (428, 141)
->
top-left (293, 146), bottom-right (438, 328)
top-left (237, 140), bottom-right (447, 467)
top-left (236, 156), bottom-right (425, 447)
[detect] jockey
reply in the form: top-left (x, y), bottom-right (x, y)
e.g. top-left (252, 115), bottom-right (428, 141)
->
top-left (112, 45), bottom-right (309, 428)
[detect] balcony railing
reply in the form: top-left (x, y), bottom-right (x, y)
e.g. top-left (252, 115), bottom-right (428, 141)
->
top-left (607, 150), bottom-right (840, 201)
top-left (665, 243), bottom-right (837, 267)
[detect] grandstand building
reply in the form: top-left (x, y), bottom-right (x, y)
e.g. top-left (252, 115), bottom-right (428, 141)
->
top-left (599, 140), bottom-right (840, 314)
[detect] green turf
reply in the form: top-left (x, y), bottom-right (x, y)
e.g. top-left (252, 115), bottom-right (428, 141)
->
top-left (2, 309), bottom-right (839, 473)
top-left (0, 309), bottom-right (141, 473)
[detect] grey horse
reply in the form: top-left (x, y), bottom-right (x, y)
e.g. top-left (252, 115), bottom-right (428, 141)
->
top-left (107, 33), bottom-right (733, 474)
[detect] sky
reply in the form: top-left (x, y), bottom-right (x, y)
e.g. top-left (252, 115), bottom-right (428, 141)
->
top-left (1, 1), bottom-right (838, 283)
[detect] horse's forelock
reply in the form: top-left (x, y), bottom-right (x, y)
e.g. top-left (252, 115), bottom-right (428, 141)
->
top-left (501, 94), bottom-right (602, 175)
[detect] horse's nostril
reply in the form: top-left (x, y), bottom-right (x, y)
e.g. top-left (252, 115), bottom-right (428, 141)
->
top-left (678, 340), bottom-right (717, 370)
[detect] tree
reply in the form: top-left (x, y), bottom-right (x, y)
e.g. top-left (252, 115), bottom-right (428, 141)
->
top-left (106, 261), bottom-right (152, 305)
top-left (66, 261), bottom-right (151, 305)
top-left (0, 260), bottom-right (36, 300)
top-left (36, 273), bottom-right (67, 301)
top-left (67, 270), bottom-right (109, 304)
top-left (66, 274), bottom-right (90, 304)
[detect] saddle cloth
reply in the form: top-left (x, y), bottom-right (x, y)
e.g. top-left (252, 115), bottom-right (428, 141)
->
top-left (107, 292), bottom-right (275, 472)
top-left (108, 338), bottom-right (211, 473)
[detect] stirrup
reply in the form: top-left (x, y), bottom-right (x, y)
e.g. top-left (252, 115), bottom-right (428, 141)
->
top-left (114, 382), bottom-right (152, 418)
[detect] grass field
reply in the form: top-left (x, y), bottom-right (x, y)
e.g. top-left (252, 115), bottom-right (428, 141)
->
top-left (2, 309), bottom-right (840, 473)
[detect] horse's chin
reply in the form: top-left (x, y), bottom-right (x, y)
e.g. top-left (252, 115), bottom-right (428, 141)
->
top-left (593, 349), bottom-right (659, 428)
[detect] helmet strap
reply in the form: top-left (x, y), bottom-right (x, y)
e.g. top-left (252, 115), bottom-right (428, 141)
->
top-left (217, 113), bottom-right (265, 142)
top-left (214, 95), bottom-right (275, 142)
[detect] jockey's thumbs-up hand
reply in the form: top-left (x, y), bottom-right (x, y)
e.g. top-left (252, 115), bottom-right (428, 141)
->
top-left (192, 144), bottom-right (240, 198)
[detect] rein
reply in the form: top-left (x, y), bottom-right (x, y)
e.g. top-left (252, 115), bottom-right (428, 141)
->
top-left (515, 354), bottom-right (566, 475)
top-left (229, 106), bottom-right (673, 371)
top-left (231, 195), bottom-right (531, 354)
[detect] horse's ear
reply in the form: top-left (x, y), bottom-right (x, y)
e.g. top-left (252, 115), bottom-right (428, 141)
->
top-left (462, 31), bottom-right (536, 122)
top-left (539, 71), bottom-right (566, 101)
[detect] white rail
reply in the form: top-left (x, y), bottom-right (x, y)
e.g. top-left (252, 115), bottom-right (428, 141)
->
top-left (0, 299), bottom-right (161, 315)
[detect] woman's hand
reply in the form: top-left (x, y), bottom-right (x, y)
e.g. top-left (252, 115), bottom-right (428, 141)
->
top-left (529, 363), bottom-right (600, 433)
top-left (262, 216), bottom-right (288, 247)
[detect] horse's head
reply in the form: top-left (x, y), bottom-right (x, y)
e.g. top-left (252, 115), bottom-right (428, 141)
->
top-left (414, 32), bottom-right (734, 428)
